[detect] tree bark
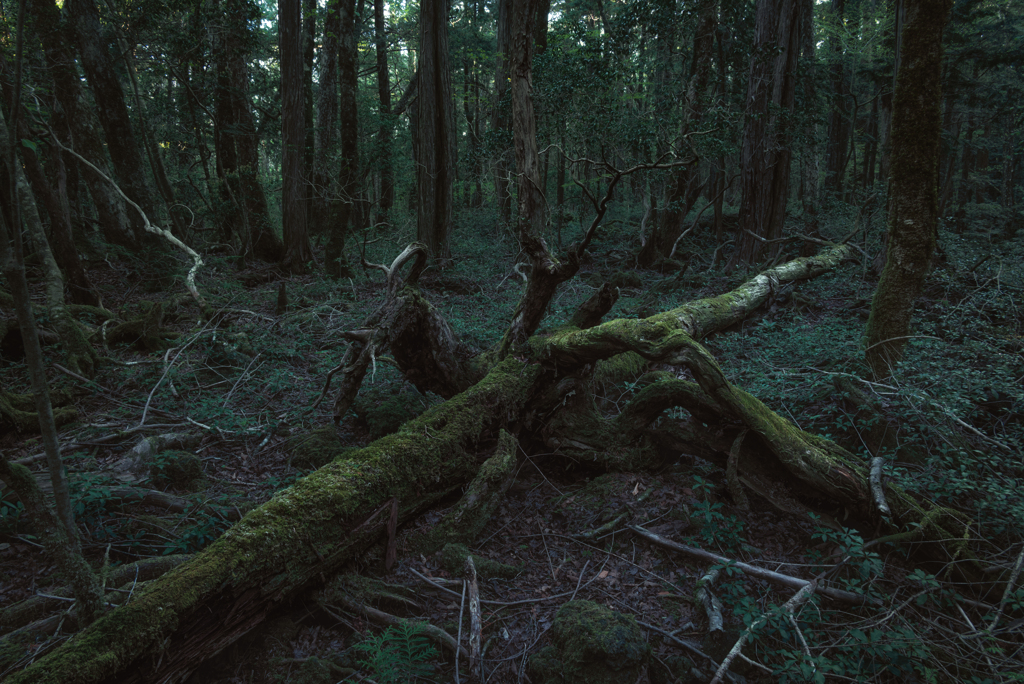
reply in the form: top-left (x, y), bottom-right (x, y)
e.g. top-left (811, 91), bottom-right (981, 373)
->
top-left (0, 79), bottom-right (98, 308)
top-left (0, 109), bottom-right (98, 377)
top-left (325, 0), bottom-right (359, 279)
top-left (655, 0), bottom-right (717, 258)
top-left (374, 0), bottom-right (394, 225)
top-left (303, 0), bottom-right (317, 228)
top-left (493, 0), bottom-right (513, 222)
top-left (311, 0), bottom-right (340, 243)
top-left (731, 0), bottom-right (803, 267)
top-left (215, 0), bottom-right (282, 262)
top-left (281, 0), bottom-right (313, 273)
top-left (1, 79), bottom-right (103, 621)
top-left (865, 0), bottom-right (951, 379)
top-left (23, 0), bottom-right (133, 249)
top-left (824, 0), bottom-right (850, 197)
top-left (416, 0), bottom-right (455, 260)
top-left (511, 0), bottom-right (545, 245)
top-left (65, 0), bottom-right (157, 248)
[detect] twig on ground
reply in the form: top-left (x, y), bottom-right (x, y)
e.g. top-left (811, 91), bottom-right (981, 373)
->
top-left (465, 556), bottom-right (482, 682)
top-left (141, 321), bottom-right (214, 425)
top-left (629, 524), bottom-right (880, 606)
top-left (869, 456), bottom-right (891, 517)
top-left (709, 579), bottom-right (819, 684)
top-left (989, 545), bottom-right (1024, 633)
top-left (697, 566), bottom-right (723, 633)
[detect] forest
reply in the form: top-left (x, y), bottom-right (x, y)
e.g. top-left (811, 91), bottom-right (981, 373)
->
top-left (1, 0), bottom-right (1023, 681)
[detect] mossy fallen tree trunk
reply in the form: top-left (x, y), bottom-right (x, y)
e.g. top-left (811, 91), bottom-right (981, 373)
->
top-left (6, 359), bottom-right (542, 684)
top-left (10, 245), bottom-right (982, 682)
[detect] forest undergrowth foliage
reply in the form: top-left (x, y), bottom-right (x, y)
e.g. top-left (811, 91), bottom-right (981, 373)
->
top-left (2, 199), bottom-right (1024, 683)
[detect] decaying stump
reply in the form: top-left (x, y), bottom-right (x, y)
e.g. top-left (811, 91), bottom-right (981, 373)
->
top-left (9, 245), bottom-right (985, 683)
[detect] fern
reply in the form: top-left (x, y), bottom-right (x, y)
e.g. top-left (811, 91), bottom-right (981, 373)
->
top-left (351, 621), bottom-right (439, 684)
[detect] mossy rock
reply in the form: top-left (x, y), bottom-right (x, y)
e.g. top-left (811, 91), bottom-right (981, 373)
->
top-left (286, 426), bottom-right (351, 470)
top-left (439, 543), bottom-right (520, 579)
top-left (528, 600), bottom-right (650, 684)
top-left (150, 451), bottom-right (204, 491)
top-left (353, 385), bottom-right (432, 440)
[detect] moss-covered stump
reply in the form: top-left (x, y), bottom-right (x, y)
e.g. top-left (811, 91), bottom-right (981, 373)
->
top-left (438, 543), bottom-right (520, 580)
top-left (528, 600), bottom-right (650, 684)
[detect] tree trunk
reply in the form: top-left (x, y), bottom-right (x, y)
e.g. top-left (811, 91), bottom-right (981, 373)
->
top-left (730, 0), bottom-right (803, 267)
top-left (798, 0), bottom-right (820, 230)
top-left (65, 0), bottom-right (157, 248)
top-left (532, 0), bottom-right (550, 53)
top-left (863, 94), bottom-right (878, 189)
top-left (0, 109), bottom-right (99, 377)
top-left (326, 0), bottom-right (359, 278)
top-left (310, 0), bottom-right (340, 242)
top-left (215, 0), bottom-right (282, 262)
top-left (824, 0), bottom-right (850, 197)
top-left (416, 0), bottom-right (455, 260)
top-left (655, 0), bottom-right (717, 257)
top-left (23, 0), bottom-right (133, 249)
top-left (281, 0), bottom-right (313, 273)
top-left (3, 108), bottom-right (98, 308)
top-left (638, 0), bottom-right (673, 267)
top-left (303, 0), bottom-right (317, 231)
top-left (374, 0), bottom-right (394, 225)
top-left (493, 0), bottom-right (513, 223)
top-left (1, 94), bottom-right (104, 623)
top-left (511, 0), bottom-right (545, 244)
top-left (865, 0), bottom-right (951, 379)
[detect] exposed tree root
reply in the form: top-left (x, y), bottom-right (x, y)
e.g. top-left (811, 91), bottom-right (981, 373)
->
top-left (0, 389), bottom-right (77, 432)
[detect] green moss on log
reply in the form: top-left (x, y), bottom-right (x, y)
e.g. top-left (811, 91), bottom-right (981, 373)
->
top-left (7, 357), bottom-right (541, 684)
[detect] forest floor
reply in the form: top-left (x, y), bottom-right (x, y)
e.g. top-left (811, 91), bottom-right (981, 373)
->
top-left (2, 205), bottom-right (1024, 683)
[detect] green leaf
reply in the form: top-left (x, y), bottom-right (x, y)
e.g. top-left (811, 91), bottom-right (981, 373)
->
top-left (20, 138), bottom-right (37, 152)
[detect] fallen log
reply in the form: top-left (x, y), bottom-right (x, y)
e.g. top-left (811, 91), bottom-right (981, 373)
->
top-left (8, 246), bottom-right (982, 682)
top-left (6, 358), bottom-right (541, 684)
